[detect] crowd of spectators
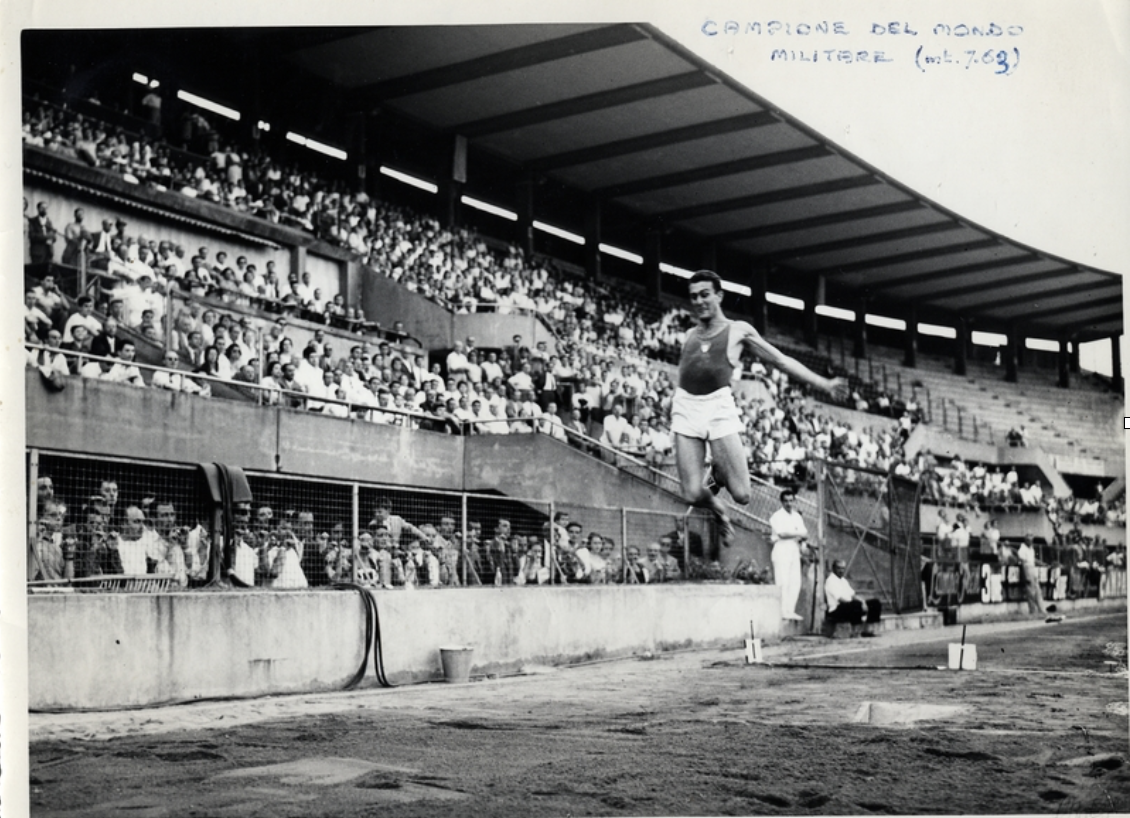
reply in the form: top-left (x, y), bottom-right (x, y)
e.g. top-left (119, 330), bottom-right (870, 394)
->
top-left (29, 471), bottom-right (773, 589)
top-left (19, 93), bottom-right (1062, 503)
top-left (27, 474), bottom-right (210, 587)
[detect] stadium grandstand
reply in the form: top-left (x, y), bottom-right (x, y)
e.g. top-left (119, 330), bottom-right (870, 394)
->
top-left (19, 24), bottom-right (1125, 709)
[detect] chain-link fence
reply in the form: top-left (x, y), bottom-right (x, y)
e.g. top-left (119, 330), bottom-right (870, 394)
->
top-left (28, 448), bottom-right (730, 593)
top-left (29, 450), bottom-right (213, 589)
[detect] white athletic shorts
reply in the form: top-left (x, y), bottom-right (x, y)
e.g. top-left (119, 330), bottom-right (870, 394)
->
top-left (670, 386), bottom-right (744, 441)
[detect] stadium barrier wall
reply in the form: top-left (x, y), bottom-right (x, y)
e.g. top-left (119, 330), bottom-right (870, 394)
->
top-left (26, 371), bottom-right (714, 518)
top-left (904, 425), bottom-right (1084, 493)
top-left (27, 584), bottom-right (782, 710)
top-left (360, 272), bottom-right (558, 353)
top-left (920, 503), bottom-right (1125, 547)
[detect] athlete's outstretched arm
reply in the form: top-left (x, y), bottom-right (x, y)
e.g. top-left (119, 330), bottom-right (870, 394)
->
top-left (735, 322), bottom-right (849, 401)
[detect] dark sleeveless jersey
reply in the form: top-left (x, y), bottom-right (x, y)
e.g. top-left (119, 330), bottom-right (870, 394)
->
top-left (678, 323), bottom-right (734, 395)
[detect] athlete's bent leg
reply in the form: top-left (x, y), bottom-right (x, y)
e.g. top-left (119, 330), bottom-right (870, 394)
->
top-left (674, 433), bottom-right (712, 508)
top-left (676, 433), bottom-right (739, 547)
top-left (707, 433), bottom-right (751, 506)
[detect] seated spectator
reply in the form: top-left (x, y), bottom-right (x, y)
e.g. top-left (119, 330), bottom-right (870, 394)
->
top-left (824, 559), bottom-right (881, 637)
top-left (27, 328), bottom-right (70, 380)
top-left (194, 345), bottom-right (223, 379)
top-left (63, 296), bottom-right (103, 343)
top-left (100, 341), bottom-right (146, 387)
top-left (25, 290), bottom-right (53, 340)
top-left (32, 273), bottom-right (67, 325)
top-left (152, 349), bottom-right (211, 396)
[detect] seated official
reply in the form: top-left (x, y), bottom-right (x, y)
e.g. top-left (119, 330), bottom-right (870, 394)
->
top-left (824, 559), bottom-right (881, 637)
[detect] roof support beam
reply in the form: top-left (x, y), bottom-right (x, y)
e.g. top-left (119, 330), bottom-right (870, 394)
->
top-left (454, 71), bottom-right (716, 138)
top-left (596, 145), bottom-right (830, 198)
top-left (1010, 295), bottom-right (1122, 324)
top-left (904, 267), bottom-right (1071, 302)
top-left (354, 25), bottom-right (649, 101)
top-left (710, 200), bottom-right (922, 243)
top-left (1063, 311), bottom-right (1123, 332)
top-left (815, 238), bottom-right (999, 276)
top-left (866, 254), bottom-right (1039, 291)
top-left (657, 175), bottom-right (880, 222)
top-left (965, 279), bottom-right (1117, 314)
top-left (528, 111), bottom-right (778, 173)
top-left (761, 221), bottom-right (962, 264)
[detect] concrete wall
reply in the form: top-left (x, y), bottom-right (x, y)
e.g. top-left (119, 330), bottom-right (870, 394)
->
top-left (361, 273), bottom-right (453, 349)
top-left (452, 312), bottom-right (556, 354)
top-left (466, 434), bottom-right (681, 512)
top-left (905, 424), bottom-right (1073, 495)
top-left (359, 272), bottom-right (556, 353)
top-left (29, 584), bottom-right (783, 710)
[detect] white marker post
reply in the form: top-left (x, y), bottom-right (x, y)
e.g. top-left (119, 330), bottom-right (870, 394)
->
top-left (744, 619), bottom-right (763, 664)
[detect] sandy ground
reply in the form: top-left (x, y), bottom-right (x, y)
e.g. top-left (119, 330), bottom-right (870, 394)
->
top-left (27, 612), bottom-right (1130, 817)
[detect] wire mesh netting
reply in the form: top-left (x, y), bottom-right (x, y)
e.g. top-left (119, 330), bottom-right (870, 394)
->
top-left (30, 452), bottom-right (213, 588)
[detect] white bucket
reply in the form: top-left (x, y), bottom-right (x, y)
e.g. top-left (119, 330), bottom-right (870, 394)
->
top-left (439, 646), bottom-right (474, 683)
top-left (948, 643), bottom-right (977, 670)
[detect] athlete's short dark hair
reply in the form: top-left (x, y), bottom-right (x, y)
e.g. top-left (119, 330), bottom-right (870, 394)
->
top-left (688, 270), bottom-right (723, 293)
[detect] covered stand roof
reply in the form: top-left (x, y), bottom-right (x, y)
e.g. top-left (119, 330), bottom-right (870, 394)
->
top-left (286, 23), bottom-right (1120, 341)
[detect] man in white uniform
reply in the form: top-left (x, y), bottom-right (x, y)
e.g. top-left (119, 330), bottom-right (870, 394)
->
top-left (769, 489), bottom-right (809, 620)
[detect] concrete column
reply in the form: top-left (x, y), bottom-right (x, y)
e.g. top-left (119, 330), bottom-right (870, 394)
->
top-left (1069, 336), bottom-right (1081, 374)
top-left (643, 226), bottom-right (662, 300)
top-left (438, 134), bottom-right (466, 229)
top-left (953, 318), bottom-right (967, 377)
top-left (1057, 335), bottom-right (1070, 388)
top-left (290, 245), bottom-right (307, 283)
top-left (515, 173), bottom-right (535, 258)
top-left (1004, 324), bottom-right (1019, 383)
top-left (748, 263), bottom-right (769, 336)
top-left (1112, 334), bottom-right (1123, 392)
top-left (852, 298), bottom-right (868, 359)
top-left (583, 199), bottom-right (602, 281)
top-left (803, 275), bottom-right (824, 349)
top-left (903, 305), bottom-right (918, 368)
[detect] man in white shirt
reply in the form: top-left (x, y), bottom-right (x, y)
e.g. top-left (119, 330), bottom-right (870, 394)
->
top-left (28, 329), bottom-right (70, 378)
top-left (63, 296), bottom-right (103, 343)
top-left (111, 505), bottom-right (164, 575)
top-left (600, 402), bottom-right (630, 450)
top-left (536, 402), bottom-right (568, 442)
top-left (1015, 536), bottom-right (1046, 615)
top-left (769, 489), bottom-right (809, 621)
top-left (102, 342), bottom-right (146, 387)
top-left (480, 351), bottom-right (504, 384)
top-left (152, 349), bottom-right (210, 396)
top-left (446, 340), bottom-right (470, 381)
top-left (824, 559), bottom-right (881, 637)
